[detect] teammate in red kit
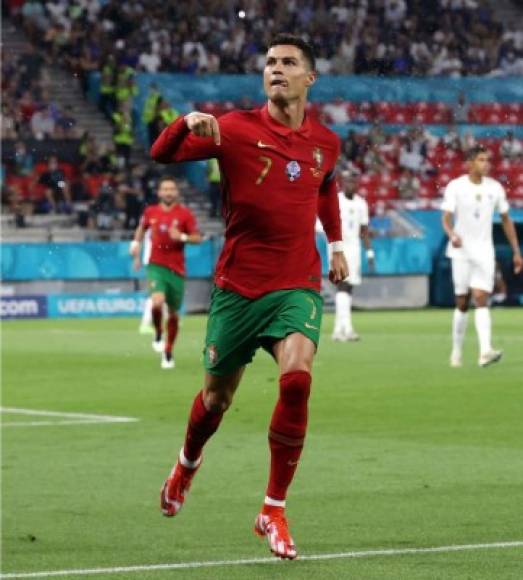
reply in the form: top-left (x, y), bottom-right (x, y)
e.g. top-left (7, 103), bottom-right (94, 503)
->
top-left (130, 177), bottom-right (202, 369)
top-left (152, 34), bottom-right (348, 559)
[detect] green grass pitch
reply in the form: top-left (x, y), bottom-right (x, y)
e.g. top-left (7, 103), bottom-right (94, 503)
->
top-left (2, 309), bottom-right (523, 579)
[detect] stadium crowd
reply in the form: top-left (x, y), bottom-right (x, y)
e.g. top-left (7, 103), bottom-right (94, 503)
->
top-left (7, 0), bottom-right (523, 77)
top-left (2, 47), bottom-right (79, 141)
top-left (4, 111), bottom-right (521, 227)
top-left (2, 0), bottom-right (522, 228)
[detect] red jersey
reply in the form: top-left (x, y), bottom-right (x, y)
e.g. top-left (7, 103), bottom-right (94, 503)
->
top-left (151, 104), bottom-right (341, 298)
top-left (140, 203), bottom-right (198, 276)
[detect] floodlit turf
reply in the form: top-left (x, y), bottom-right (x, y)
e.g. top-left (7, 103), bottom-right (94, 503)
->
top-left (2, 309), bottom-right (523, 579)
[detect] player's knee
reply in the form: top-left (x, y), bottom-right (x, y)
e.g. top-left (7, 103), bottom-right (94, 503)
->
top-left (473, 293), bottom-right (489, 308)
top-left (152, 295), bottom-right (165, 309)
top-left (202, 389), bottom-right (233, 413)
top-left (279, 371), bottom-right (312, 407)
top-left (338, 281), bottom-right (352, 293)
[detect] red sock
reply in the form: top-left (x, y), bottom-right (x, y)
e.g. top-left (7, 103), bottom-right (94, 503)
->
top-left (152, 305), bottom-right (163, 341)
top-left (266, 371), bottom-right (311, 502)
top-left (165, 313), bottom-right (179, 354)
top-left (183, 391), bottom-right (224, 462)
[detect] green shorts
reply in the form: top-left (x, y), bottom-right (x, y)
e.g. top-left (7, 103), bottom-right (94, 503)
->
top-left (146, 263), bottom-right (184, 311)
top-left (204, 286), bottom-right (323, 376)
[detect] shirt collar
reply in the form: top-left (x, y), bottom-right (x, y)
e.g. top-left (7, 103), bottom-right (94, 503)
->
top-left (261, 103), bottom-right (312, 137)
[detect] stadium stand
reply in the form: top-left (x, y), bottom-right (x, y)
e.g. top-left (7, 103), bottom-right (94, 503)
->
top-left (2, 0), bottom-right (522, 239)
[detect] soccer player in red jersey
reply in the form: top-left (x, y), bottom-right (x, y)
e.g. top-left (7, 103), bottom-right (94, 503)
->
top-left (130, 177), bottom-right (202, 369)
top-left (151, 34), bottom-right (348, 559)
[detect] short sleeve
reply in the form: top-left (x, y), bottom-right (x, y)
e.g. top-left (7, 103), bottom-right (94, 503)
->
top-left (441, 181), bottom-right (456, 213)
top-left (496, 182), bottom-right (510, 214)
top-left (182, 209), bottom-right (199, 235)
top-left (140, 207), bottom-right (151, 229)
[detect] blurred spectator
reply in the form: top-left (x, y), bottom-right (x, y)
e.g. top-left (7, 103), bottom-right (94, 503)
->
top-left (451, 92), bottom-right (470, 124)
top-left (13, 141), bottom-right (34, 176)
top-left (36, 155), bottom-right (72, 214)
top-left (442, 124), bottom-right (461, 151)
top-left (397, 170), bottom-right (421, 200)
top-left (399, 139), bottom-right (427, 174)
top-left (138, 45), bottom-right (161, 73)
top-left (69, 175), bottom-right (92, 227)
top-left (1, 103), bottom-right (19, 139)
top-left (30, 104), bottom-right (56, 140)
top-left (2, 184), bottom-right (33, 227)
top-left (500, 131), bottom-right (523, 161)
top-left (460, 131), bottom-right (477, 154)
top-left (90, 181), bottom-right (120, 230)
top-left (99, 56), bottom-right (117, 119)
top-left (12, 0), bottom-right (514, 78)
top-left (364, 144), bottom-right (391, 174)
top-left (142, 84), bottom-right (162, 145)
top-left (342, 130), bottom-right (361, 162)
top-left (55, 105), bottom-right (78, 139)
top-left (323, 98), bottom-right (350, 124)
top-left (112, 106), bottom-right (134, 168)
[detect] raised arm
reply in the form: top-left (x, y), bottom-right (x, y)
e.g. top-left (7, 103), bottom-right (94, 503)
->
top-left (150, 112), bottom-right (222, 164)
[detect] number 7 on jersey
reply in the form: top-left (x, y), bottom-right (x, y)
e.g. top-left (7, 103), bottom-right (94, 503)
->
top-left (256, 156), bottom-right (272, 185)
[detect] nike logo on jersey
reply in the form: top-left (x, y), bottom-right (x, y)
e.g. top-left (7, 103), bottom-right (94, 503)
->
top-left (304, 322), bottom-right (319, 330)
top-left (257, 140), bottom-right (277, 150)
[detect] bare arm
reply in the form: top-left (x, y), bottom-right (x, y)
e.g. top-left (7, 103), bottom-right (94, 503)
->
top-left (129, 221), bottom-right (147, 270)
top-left (360, 224), bottom-right (375, 272)
top-left (360, 224), bottom-right (371, 250)
top-left (501, 212), bottom-right (523, 274)
top-left (442, 211), bottom-right (462, 247)
top-left (169, 227), bottom-right (203, 244)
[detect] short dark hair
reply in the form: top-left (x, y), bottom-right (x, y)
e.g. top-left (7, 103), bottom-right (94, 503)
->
top-left (268, 33), bottom-right (316, 71)
top-left (466, 145), bottom-right (488, 161)
top-left (158, 176), bottom-right (177, 187)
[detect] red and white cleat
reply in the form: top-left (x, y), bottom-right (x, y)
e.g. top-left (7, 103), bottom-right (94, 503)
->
top-left (254, 506), bottom-right (297, 560)
top-left (160, 458), bottom-right (201, 517)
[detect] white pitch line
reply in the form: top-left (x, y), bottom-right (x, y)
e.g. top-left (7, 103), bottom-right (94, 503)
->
top-left (2, 420), bottom-right (136, 428)
top-left (1, 540), bottom-right (522, 579)
top-left (0, 407), bottom-right (138, 421)
top-left (0, 407), bottom-right (138, 428)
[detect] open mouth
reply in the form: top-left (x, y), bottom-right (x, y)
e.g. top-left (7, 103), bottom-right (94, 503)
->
top-left (270, 79), bottom-right (288, 87)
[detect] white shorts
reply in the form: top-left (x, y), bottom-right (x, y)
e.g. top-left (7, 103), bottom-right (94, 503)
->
top-left (451, 257), bottom-right (494, 295)
top-left (329, 243), bottom-right (362, 286)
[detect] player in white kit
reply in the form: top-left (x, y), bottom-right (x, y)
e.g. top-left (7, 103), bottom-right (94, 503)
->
top-left (331, 171), bottom-right (374, 341)
top-left (441, 145), bottom-right (522, 368)
top-left (138, 229), bottom-right (155, 334)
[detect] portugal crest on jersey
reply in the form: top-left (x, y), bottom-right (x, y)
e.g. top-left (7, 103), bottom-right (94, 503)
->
top-left (286, 160), bottom-right (301, 181)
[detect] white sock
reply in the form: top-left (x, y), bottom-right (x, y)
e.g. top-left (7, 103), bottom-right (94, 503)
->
top-left (452, 308), bottom-right (468, 354)
top-left (141, 297), bottom-right (153, 327)
top-left (474, 307), bottom-right (492, 356)
top-left (178, 448), bottom-right (201, 470)
top-left (346, 292), bottom-right (354, 333)
top-left (334, 291), bottom-right (350, 334)
top-left (264, 496), bottom-right (286, 508)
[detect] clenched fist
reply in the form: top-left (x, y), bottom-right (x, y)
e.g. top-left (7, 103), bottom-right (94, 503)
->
top-left (184, 112), bottom-right (221, 145)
